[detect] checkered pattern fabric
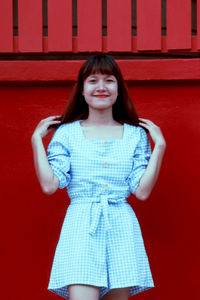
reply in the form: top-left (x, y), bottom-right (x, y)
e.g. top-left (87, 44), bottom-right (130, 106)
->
top-left (47, 120), bottom-right (154, 299)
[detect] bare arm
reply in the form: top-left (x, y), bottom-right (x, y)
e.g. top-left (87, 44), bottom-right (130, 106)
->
top-left (134, 118), bottom-right (166, 200)
top-left (31, 115), bottom-right (61, 195)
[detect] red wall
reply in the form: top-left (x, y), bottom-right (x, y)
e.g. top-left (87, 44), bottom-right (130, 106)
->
top-left (1, 82), bottom-right (199, 300)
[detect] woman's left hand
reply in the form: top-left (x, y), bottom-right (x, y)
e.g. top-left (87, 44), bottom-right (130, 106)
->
top-left (139, 118), bottom-right (166, 147)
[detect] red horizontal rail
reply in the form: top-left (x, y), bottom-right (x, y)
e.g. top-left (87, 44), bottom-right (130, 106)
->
top-left (11, 36), bottom-right (200, 53)
top-left (0, 0), bottom-right (200, 54)
top-left (0, 59), bottom-right (200, 82)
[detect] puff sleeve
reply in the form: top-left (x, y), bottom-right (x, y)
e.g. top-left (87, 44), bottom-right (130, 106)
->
top-left (47, 125), bottom-right (71, 189)
top-left (127, 127), bottom-right (151, 195)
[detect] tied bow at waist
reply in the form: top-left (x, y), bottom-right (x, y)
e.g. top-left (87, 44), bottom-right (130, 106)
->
top-left (70, 194), bottom-right (128, 237)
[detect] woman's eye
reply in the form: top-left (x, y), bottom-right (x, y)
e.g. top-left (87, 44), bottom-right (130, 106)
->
top-left (89, 79), bottom-right (96, 83)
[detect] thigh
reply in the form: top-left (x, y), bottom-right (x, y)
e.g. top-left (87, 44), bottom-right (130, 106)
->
top-left (68, 284), bottom-right (100, 300)
top-left (102, 287), bottom-right (131, 300)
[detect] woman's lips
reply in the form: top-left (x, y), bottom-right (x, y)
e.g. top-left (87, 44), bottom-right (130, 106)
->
top-left (94, 95), bottom-right (109, 98)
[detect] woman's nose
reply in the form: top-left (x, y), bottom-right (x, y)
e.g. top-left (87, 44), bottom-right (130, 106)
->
top-left (97, 80), bottom-right (106, 90)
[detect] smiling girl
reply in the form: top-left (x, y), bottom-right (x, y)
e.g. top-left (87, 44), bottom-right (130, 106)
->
top-left (31, 54), bottom-right (166, 300)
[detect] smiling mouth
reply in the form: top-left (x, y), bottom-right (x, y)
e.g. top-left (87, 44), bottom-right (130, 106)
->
top-left (94, 95), bottom-right (109, 98)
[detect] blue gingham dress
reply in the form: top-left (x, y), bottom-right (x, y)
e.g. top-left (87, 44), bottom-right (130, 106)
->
top-left (47, 119), bottom-right (155, 299)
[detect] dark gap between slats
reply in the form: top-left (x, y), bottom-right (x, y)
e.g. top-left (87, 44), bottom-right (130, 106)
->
top-left (72, 0), bottom-right (77, 36)
top-left (132, 0), bottom-right (136, 36)
top-left (102, 0), bottom-right (107, 36)
top-left (192, 0), bottom-right (197, 35)
top-left (43, 0), bottom-right (48, 36)
top-left (13, 0), bottom-right (18, 36)
top-left (161, 0), bottom-right (166, 36)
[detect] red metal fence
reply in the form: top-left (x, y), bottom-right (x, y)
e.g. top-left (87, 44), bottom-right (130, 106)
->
top-left (0, 0), bottom-right (200, 54)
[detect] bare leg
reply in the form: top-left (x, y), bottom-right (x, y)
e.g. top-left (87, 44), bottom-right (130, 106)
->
top-left (102, 287), bottom-right (131, 300)
top-left (68, 284), bottom-right (100, 300)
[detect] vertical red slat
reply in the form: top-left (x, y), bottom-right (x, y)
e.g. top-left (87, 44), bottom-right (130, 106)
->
top-left (0, 1), bottom-right (13, 52)
top-left (167, 0), bottom-right (191, 50)
top-left (18, 0), bottom-right (43, 52)
top-left (197, 0), bottom-right (200, 49)
top-left (137, 0), bottom-right (161, 50)
top-left (107, 0), bottom-right (132, 52)
top-left (77, 0), bottom-right (102, 52)
top-left (48, 0), bottom-right (72, 52)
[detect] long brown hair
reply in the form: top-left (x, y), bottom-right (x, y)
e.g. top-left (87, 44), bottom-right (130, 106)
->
top-left (52, 54), bottom-right (142, 129)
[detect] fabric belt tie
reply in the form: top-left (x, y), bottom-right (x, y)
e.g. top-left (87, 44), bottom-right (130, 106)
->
top-left (70, 194), bottom-right (127, 237)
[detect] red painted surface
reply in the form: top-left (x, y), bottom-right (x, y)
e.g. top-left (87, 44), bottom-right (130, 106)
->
top-left (0, 59), bottom-right (200, 82)
top-left (137, 0), bottom-right (161, 50)
top-left (18, 0), bottom-right (43, 52)
top-left (167, 0), bottom-right (191, 50)
top-left (7, 35), bottom-right (200, 53)
top-left (0, 0), bottom-right (13, 52)
top-left (48, 0), bottom-right (72, 52)
top-left (77, 0), bottom-right (102, 52)
top-left (0, 82), bottom-right (199, 299)
top-left (107, 0), bottom-right (132, 51)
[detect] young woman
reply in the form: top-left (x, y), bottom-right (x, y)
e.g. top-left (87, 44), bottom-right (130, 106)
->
top-left (31, 54), bottom-right (166, 300)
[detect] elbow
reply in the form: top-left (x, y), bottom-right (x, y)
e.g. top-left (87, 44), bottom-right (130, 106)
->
top-left (137, 193), bottom-right (149, 201)
top-left (135, 189), bottom-right (151, 201)
top-left (41, 184), bottom-right (57, 195)
top-left (40, 175), bottom-right (59, 195)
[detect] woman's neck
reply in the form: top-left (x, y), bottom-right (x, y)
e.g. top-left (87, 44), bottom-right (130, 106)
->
top-left (84, 108), bottom-right (117, 126)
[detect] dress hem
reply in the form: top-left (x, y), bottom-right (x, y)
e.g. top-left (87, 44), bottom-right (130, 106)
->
top-left (48, 282), bottom-right (155, 300)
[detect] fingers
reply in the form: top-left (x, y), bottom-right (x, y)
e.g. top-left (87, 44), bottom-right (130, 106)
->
top-left (138, 118), bottom-right (160, 129)
top-left (139, 118), bottom-right (151, 128)
top-left (46, 120), bottom-right (61, 126)
top-left (139, 122), bottom-right (149, 128)
top-left (139, 117), bottom-right (154, 125)
top-left (36, 117), bottom-right (61, 132)
top-left (39, 115), bottom-right (62, 127)
top-left (43, 115), bottom-right (62, 122)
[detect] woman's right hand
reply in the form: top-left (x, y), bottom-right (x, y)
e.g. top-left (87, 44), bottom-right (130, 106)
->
top-left (32, 115), bottom-right (62, 139)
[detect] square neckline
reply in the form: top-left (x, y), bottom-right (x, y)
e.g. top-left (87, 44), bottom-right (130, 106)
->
top-left (78, 119), bottom-right (127, 142)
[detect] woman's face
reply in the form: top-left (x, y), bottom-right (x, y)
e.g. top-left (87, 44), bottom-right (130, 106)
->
top-left (82, 73), bottom-right (118, 111)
